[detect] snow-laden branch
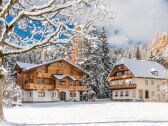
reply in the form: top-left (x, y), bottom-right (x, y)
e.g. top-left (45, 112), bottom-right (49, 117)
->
top-left (3, 23), bottom-right (63, 55)
top-left (0, 0), bottom-right (17, 18)
top-left (0, 0), bottom-right (113, 57)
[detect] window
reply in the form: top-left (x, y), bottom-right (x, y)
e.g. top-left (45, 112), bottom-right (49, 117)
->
top-left (118, 65), bottom-right (122, 70)
top-left (157, 85), bottom-right (160, 91)
top-left (70, 70), bottom-right (75, 75)
top-left (38, 92), bottom-right (45, 97)
top-left (38, 79), bottom-right (45, 84)
top-left (59, 81), bottom-right (66, 85)
top-left (145, 80), bottom-right (148, 85)
top-left (138, 89), bottom-right (143, 99)
top-left (70, 92), bottom-right (76, 97)
top-left (152, 91), bottom-right (154, 96)
top-left (120, 91), bottom-right (123, 97)
top-left (25, 81), bottom-right (28, 84)
top-left (115, 91), bottom-right (118, 97)
top-left (56, 70), bottom-right (63, 75)
top-left (124, 71), bottom-right (128, 75)
top-left (69, 81), bottom-right (76, 86)
top-left (52, 92), bottom-right (57, 97)
top-left (30, 92), bottom-right (32, 97)
top-left (125, 91), bottom-right (129, 96)
top-left (151, 80), bottom-right (154, 85)
top-left (123, 80), bottom-right (125, 85)
top-left (116, 72), bottom-right (122, 76)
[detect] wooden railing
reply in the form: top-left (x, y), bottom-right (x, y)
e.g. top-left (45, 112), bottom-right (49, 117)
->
top-left (69, 86), bottom-right (86, 91)
top-left (37, 73), bottom-right (52, 78)
top-left (108, 84), bottom-right (136, 90)
top-left (24, 83), bottom-right (54, 90)
top-left (108, 74), bottom-right (134, 81)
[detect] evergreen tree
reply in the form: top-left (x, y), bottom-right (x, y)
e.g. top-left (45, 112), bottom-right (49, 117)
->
top-left (96, 27), bottom-right (113, 98)
top-left (135, 46), bottom-right (141, 60)
top-left (99, 27), bottom-right (112, 73)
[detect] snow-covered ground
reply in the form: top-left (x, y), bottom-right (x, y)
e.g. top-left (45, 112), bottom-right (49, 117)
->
top-left (2, 101), bottom-right (168, 126)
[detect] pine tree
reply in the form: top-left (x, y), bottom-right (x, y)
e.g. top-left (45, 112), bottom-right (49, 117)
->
top-left (96, 27), bottom-right (113, 98)
top-left (135, 46), bottom-right (141, 60)
top-left (99, 27), bottom-right (112, 73)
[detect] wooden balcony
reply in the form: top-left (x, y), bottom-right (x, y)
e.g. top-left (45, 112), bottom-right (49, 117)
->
top-left (69, 86), bottom-right (86, 91)
top-left (108, 84), bottom-right (136, 90)
top-left (24, 83), bottom-right (54, 90)
top-left (108, 74), bottom-right (134, 81)
top-left (37, 73), bottom-right (52, 78)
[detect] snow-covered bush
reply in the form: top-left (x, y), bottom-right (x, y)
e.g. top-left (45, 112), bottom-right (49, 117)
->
top-left (3, 79), bottom-right (22, 107)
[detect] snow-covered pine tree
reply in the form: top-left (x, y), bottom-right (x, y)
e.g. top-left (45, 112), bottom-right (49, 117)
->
top-left (98, 27), bottom-right (112, 73)
top-left (97, 27), bottom-right (112, 97)
top-left (135, 46), bottom-right (142, 60)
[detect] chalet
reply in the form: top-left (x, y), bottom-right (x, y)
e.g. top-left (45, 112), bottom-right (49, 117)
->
top-left (107, 58), bottom-right (168, 102)
top-left (14, 59), bottom-right (89, 102)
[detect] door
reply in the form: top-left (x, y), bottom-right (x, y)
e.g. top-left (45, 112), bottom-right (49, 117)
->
top-left (145, 90), bottom-right (149, 99)
top-left (60, 92), bottom-right (66, 101)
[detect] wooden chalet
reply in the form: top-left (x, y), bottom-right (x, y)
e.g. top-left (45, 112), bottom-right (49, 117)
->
top-left (14, 59), bottom-right (89, 102)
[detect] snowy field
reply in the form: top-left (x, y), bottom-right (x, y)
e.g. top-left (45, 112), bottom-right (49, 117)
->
top-left (1, 101), bottom-right (168, 126)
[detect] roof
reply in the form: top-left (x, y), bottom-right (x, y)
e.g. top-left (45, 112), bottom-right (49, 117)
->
top-left (15, 62), bottom-right (37, 69)
top-left (112, 58), bottom-right (167, 79)
top-left (19, 59), bottom-right (89, 75)
top-left (53, 75), bottom-right (76, 80)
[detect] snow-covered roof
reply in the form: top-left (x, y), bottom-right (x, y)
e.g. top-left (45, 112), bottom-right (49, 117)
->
top-left (114, 58), bottom-right (167, 79)
top-left (53, 75), bottom-right (76, 80)
top-left (22, 59), bottom-right (89, 75)
top-left (15, 62), bottom-right (37, 69)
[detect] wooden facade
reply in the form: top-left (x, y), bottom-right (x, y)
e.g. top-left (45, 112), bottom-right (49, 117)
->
top-left (14, 59), bottom-right (88, 102)
top-left (107, 64), bottom-right (134, 82)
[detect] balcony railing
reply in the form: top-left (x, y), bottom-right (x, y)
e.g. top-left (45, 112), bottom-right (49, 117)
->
top-left (24, 83), bottom-right (54, 90)
top-left (108, 84), bottom-right (136, 90)
top-left (37, 73), bottom-right (52, 78)
top-left (69, 86), bottom-right (86, 91)
top-left (108, 74), bottom-right (134, 81)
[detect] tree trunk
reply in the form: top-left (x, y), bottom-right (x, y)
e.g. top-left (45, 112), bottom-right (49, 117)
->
top-left (0, 75), bottom-right (4, 120)
top-left (0, 0), bottom-right (4, 120)
top-left (0, 56), bottom-right (4, 120)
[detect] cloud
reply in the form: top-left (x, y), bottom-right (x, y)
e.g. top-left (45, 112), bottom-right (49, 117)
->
top-left (99, 0), bottom-right (168, 47)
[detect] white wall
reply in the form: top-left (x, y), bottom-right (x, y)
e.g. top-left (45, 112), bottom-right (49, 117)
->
top-left (32, 90), bottom-right (53, 102)
top-left (22, 89), bottom-right (81, 102)
top-left (22, 90), bottom-right (33, 102)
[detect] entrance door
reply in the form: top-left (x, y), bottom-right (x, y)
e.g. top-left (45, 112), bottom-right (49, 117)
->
top-left (145, 90), bottom-right (149, 99)
top-left (60, 92), bottom-right (66, 101)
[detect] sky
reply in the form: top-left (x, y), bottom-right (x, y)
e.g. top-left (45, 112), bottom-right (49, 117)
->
top-left (101, 0), bottom-right (168, 47)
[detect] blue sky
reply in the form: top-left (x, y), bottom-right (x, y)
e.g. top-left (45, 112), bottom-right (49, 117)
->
top-left (100, 0), bottom-right (168, 47)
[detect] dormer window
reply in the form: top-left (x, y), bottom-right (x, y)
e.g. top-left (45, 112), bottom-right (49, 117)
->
top-left (150, 68), bottom-right (158, 76)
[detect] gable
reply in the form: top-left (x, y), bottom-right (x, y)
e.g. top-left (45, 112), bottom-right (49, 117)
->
top-left (107, 64), bottom-right (134, 81)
